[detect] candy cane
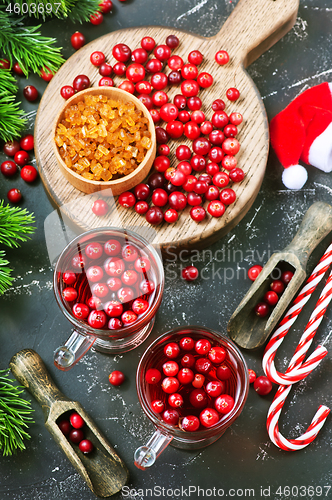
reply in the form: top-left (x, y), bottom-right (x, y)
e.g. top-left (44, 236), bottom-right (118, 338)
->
top-left (262, 245), bottom-right (332, 385)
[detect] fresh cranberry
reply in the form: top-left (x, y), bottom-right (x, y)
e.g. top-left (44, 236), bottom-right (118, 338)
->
top-left (161, 376), bottom-right (180, 394)
top-left (222, 138), bottom-right (240, 155)
top-left (63, 272), bottom-right (76, 285)
top-left (112, 43), bottom-right (131, 62)
top-left (209, 147), bottom-right (223, 163)
top-left (190, 155), bottom-right (206, 172)
top-left (200, 121), bottom-right (213, 135)
top-left (166, 34), bottom-right (179, 48)
top-left (88, 310), bottom-right (107, 328)
top-left (141, 36), bottom-right (156, 51)
top-left (205, 186), bottom-right (219, 201)
top-left (90, 11), bottom-right (103, 24)
top-left (255, 302), bottom-right (269, 318)
top-left (188, 50), bottom-right (203, 65)
top-left (73, 74), bottom-right (90, 92)
top-left (122, 269), bottom-right (138, 286)
top-left (253, 375), bottom-right (273, 396)
top-left (159, 103), bottom-right (178, 122)
top-left (119, 80), bottom-right (135, 93)
top-left (134, 257), bottom-right (150, 274)
top-left (151, 72), bottom-right (168, 90)
top-left (281, 271), bottom-right (294, 284)
top-left (92, 199), bottom-right (108, 216)
top-left (271, 280), bottom-right (285, 294)
top-left (107, 277), bottom-right (122, 291)
top-left (72, 254), bottom-right (87, 269)
top-left (209, 130), bottom-right (225, 146)
top-left (229, 112), bottom-right (243, 125)
top-left (168, 55), bottom-right (184, 71)
top-left (14, 150), bottom-right (29, 167)
top-left (192, 137), bottom-right (210, 156)
top-left (72, 303), bottom-right (90, 320)
top-left (168, 71), bottom-right (181, 86)
top-left (194, 181), bottom-right (208, 195)
top-left (87, 296), bottom-right (102, 309)
top-left (213, 172), bottom-right (229, 188)
top-left (178, 110), bottom-right (191, 123)
top-left (226, 87), bottom-right (240, 101)
top-left (19, 135), bottom-right (33, 153)
top-left (70, 31), bottom-right (85, 50)
top-left (197, 72), bottom-right (213, 88)
top-left (212, 111), bottom-right (229, 128)
top-left (163, 361), bottom-right (179, 377)
top-left (194, 340), bottom-right (210, 356)
top-left (154, 44), bottom-right (171, 61)
top-left (177, 161), bottom-right (192, 176)
top-left (224, 124), bottom-right (238, 138)
top-left (92, 282), bottom-right (109, 298)
top-left (113, 62), bottom-right (126, 76)
top-left (103, 239), bottom-right (120, 257)
top-left (13, 62), bottom-right (24, 76)
top-left (140, 278), bottom-right (155, 294)
top-left (215, 50), bottom-right (229, 65)
top-left (79, 439), bottom-right (94, 454)
top-left (136, 81), bottom-right (152, 95)
top-left (146, 206), bottom-right (163, 225)
top-left (181, 63), bottom-right (198, 80)
top-left (178, 368), bottom-right (195, 384)
top-left (229, 167), bottom-right (245, 183)
top-left (0, 59), bottom-right (10, 69)
top-left (132, 298), bottom-right (149, 315)
top-left (70, 412), bottom-right (85, 429)
top-left (99, 0), bottom-right (112, 13)
top-left (158, 144), bottom-right (170, 156)
top-left (122, 244), bottom-right (138, 262)
top-left (222, 155), bottom-right (237, 170)
top-left (69, 429), bottom-right (84, 444)
top-left (148, 172), bottom-right (165, 191)
top-left (90, 51), bottom-right (105, 66)
top-left (23, 85), bottom-right (39, 102)
top-left (62, 287), bottom-right (78, 302)
top-left (145, 368), bottom-right (161, 384)
top-left (208, 346), bottom-right (227, 364)
top-left (86, 265), bottom-right (104, 283)
top-left (121, 310), bottom-right (138, 325)
top-left (216, 364), bottom-right (231, 380)
top-left (189, 389), bottom-right (208, 409)
top-left (220, 188), bottom-right (236, 205)
top-left (166, 120), bottom-right (184, 139)
top-left (164, 208), bottom-right (178, 223)
top-left (264, 291), bottom-right (279, 306)
top-left (40, 67), bottom-right (54, 81)
top-left (1, 161), bottom-right (17, 177)
top-left (183, 175), bottom-right (197, 192)
top-left (162, 409), bottom-right (179, 425)
top-left (248, 369), bottom-right (257, 384)
top-left (104, 258), bottom-right (125, 277)
top-left (206, 381), bottom-right (224, 398)
top-left (181, 415), bottom-right (200, 432)
top-left (126, 63), bottom-right (145, 83)
top-left (182, 265), bottom-right (199, 281)
top-left (190, 206), bottom-right (206, 222)
top-left (164, 342), bottom-right (180, 359)
top-left (145, 58), bottom-right (163, 73)
top-left (21, 165), bottom-right (38, 183)
top-left (195, 357), bottom-right (212, 374)
top-left (187, 192), bottom-right (203, 206)
top-left (99, 77), bottom-right (114, 87)
top-left (155, 126), bottom-right (169, 144)
top-left (176, 145), bottom-right (191, 161)
top-left (3, 140), bottom-right (20, 157)
top-left (58, 419), bottom-right (71, 435)
top-left (215, 395), bottom-right (234, 414)
top-left (109, 370), bottom-right (125, 386)
top-left (136, 199), bottom-right (150, 214)
top-left (179, 337), bottom-right (194, 350)
top-left (60, 85), bottom-right (75, 99)
top-left (104, 300), bottom-right (123, 317)
top-left (181, 353), bottom-right (195, 368)
top-left (168, 191), bottom-right (187, 211)
top-left (191, 110), bottom-right (205, 124)
top-left (192, 373), bottom-right (205, 388)
top-left (206, 162), bottom-right (219, 176)
top-left (151, 400), bottom-right (165, 413)
top-left (118, 192), bottom-right (136, 208)
top-left (152, 90), bottom-right (168, 107)
top-left (181, 79), bottom-right (199, 97)
top-left (211, 99), bottom-right (225, 112)
top-left (173, 94), bottom-right (187, 110)
top-left (131, 48), bottom-right (148, 64)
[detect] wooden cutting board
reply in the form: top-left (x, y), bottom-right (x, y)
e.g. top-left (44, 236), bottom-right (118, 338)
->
top-left (35, 0), bottom-right (299, 252)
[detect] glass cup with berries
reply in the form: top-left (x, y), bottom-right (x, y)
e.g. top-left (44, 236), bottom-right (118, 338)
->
top-left (134, 326), bottom-right (249, 469)
top-left (53, 227), bottom-right (164, 370)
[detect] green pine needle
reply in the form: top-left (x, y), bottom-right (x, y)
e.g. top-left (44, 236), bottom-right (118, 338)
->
top-left (0, 201), bottom-right (35, 248)
top-left (0, 370), bottom-right (34, 456)
top-left (66, 0), bottom-right (100, 23)
top-left (0, 251), bottom-right (13, 294)
top-left (0, 11), bottom-right (65, 76)
top-left (1, 0), bottom-right (100, 22)
top-left (0, 95), bottom-right (26, 141)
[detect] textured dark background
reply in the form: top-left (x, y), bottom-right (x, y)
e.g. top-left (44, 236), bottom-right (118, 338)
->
top-left (1, 0), bottom-right (332, 499)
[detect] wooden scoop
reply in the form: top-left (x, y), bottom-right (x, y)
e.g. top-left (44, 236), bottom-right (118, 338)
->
top-left (228, 202), bottom-right (332, 349)
top-left (9, 349), bottom-right (128, 498)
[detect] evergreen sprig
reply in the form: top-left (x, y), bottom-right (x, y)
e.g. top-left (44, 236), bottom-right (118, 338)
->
top-left (0, 11), bottom-right (65, 76)
top-left (0, 370), bottom-right (34, 456)
top-left (0, 201), bottom-right (35, 248)
top-left (0, 69), bottom-right (26, 140)
top-left (1, 0), bottom-right (100, 22)
top-left (0, 251), bottom-right (13, 294)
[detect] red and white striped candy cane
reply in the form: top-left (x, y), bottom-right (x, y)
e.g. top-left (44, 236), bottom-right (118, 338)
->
top-left (263, 244), bottom-right (332, 385)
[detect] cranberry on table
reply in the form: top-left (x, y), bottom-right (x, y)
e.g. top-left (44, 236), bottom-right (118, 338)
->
top-left (21, 165), bottom-right (38, 183)
top-left (197, 72), bottom-right (213, 88)
top-left (181, 79), bottom-right (199, 97)
top-left (136, 81), bottom-right (152, 95)
top-left (190, 206), bottom-right (206, 222)
top-left (70, 412), bottom-right (85, 429)
top-left (215, 50), bottom-right (230, 65)
top-left (224, 124), bottom-right (238, 137)
top-left (222, 137), bottom-right (240, 155)
top-left (158, 144), bottom-right (170, 156)
top-left (192, 137), bottom-right (210, 156)
top-left (229, 167), bottom-right (245, 183)
top-left (0, 59), bottom-right (10, 69)
top-left (154, 155), bottom-right (170, 172)
top-left (183, 175), bottom-right (197, 192)
top-left (181, 415), bottom-right (200, 432)
top-left (7, 188), bottom-right (22, 203)
top-left (151, 72), bottom-right (168, 90)
top-left (71, 31), bottom-right (85, 50)
top-left (99, 77), bottom-right (114, 87)
top-left (141, 36), bottom-right (156, 51)
top-left (69, 429), bottom-right (84, 444)
top-left (226, 87), bottom-right (240, 101)
top-left (248, 265), bottom-right (263, 281)
top-left (152, 90), bottom-right (168, 107)
top-left (150, 109), bottom-right (160, 123)
top-left (200, 120), bottom-right (213, 135)
top-left (187, 192), bottom-right (203, 206)
top-left (209, 146), bottom-right (223, 163)
top-left (166, 34), bottom-right (179, 48)
top-left (206, 162), bottom-right (219, 176)
top-left (215, 394), bottom-right (234, 414)
top-left (73, 74), bottom-right (90, 92)
top-left (118, 191), bottom-right (136, 208)
top-left (181, 63), bottom-right (198, 80)
top-left (60, 85), bottom-right (75, 100)
top-left (281, 270), bottom-right (294, 284)
top-left (209, 129), bottom-right (224, 146)
top-left (1, 161), bottom-right (17, 177)
top-left (255, 302), bottom-right (269, 318)
top-left (168, 55), bottom-right (184, 71)
top-left (58, 419), bottom-right (71, 435)
top-left (90, 51), bottom-right (105, 66)
top-left (168, 191), bottom-right (187, 211)
top-left (92, 199), bottom-right (108, 216)
top-left (264, 291), bottom-right (279, 306)
top-left (211, 99), bottom-right (225, 111)
top-left (188, 50), bottom-right (203, 65)
top-left (253, 375), bottom-right (273, 396)
top-left (222, 155), bottom-right (237, 170)
top-left (177, 162), bottom-right (192, 176)
top-left (154, 44), bottom-right (171, 61)
top-left (99, 0), bottom-right (113, 13)
top-left (205, 186), bottom-right (219, 201)
top-left (126, 63), bottom-right (145, 83)
top-left (145, 58), bottom-right (163, 73)
top-left (146, 206), bottom-right (163, 225)
top-left (3, 140), bottom-right (20, 157)
top-left (248, 369), bottom-right (257, 384)
top-left (220, 188), bottom-right (236, 205)
top-left (152, 188), bottom-right (168, 207)
top-left (40, 67), bottom-right (54, 81)
top-left (79, 439), bottom-right (94, 454)
top-left (190, 154), bottom-right (206, 172)
top-left (145, 368), bottom-right (162, 384)
top-left (148, 172), bottom-right (165, 190)
top-left (176, 144), bottom-right (191, 161)
top-left (182, 265), bottom-right (199, 281)
top-left (207, 200), bottom-right (226, 218)
top-left (173, 94), bottom-right (186, 110)
top-left (109, 370), bottom-right (125, 386)
top-left (212, 110), bottom-right (229, 128)
top-left (112, 43), bottom-right (131, 62)
top-left (20, 134), bottom-right (34, 151)
top-left (229, 112), bottom-right (243, 126)
top-left (90, 11), bottom-right (104, 24)
top-left (118, 80), bottom-right (135, 93)
top-left (131, 48), bottom-right (148, 64)
top-left (271, 280), bottom-right (284, 294)
top-left (113, 62), bottom-right (126, 76)
top-left (14, 150), bottom-right (29, 167)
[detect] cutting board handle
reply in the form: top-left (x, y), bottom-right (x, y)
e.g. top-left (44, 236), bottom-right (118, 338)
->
top-left (10, 349), bottom-right (70, 420)
top-left (283, 202), bottom-right (332, 269)
top-left (216, 0), bottom-right (300, 67)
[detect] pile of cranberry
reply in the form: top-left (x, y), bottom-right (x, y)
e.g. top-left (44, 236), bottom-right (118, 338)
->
top-left (63, 32), bottom-right (244, 225)
top-left (58, 411), bottom-right (94, 454)
top-left (145, 336), bottom-right (236, 431)
top-left (248, 264), bottom-right (294, 318)
top-left (61, 238), bottom-right (156, 330)
top-left (1, 135), bottom-right (38, 203)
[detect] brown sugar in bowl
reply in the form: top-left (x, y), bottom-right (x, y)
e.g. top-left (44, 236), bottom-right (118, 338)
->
top-left (52, 87), bottom-right (156, 195)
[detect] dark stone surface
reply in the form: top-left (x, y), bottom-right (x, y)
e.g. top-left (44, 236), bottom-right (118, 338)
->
top-left (1, 1), bottom-right (332, 499)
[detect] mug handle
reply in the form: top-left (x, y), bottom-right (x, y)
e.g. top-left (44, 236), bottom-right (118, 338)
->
top-left (54, 330), bottom-right (96, 371)
top-left (134, 428), bottom-right (173, 469)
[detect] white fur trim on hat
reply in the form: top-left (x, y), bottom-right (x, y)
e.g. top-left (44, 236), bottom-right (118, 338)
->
top-left (308, 121), bottom-right (332, 173)
top-left (282, 164), bottom-right (308, 190)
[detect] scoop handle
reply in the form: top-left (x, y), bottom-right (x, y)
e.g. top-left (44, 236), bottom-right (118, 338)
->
top-left (10, 349), bottom-right (69, 420)
top-left (215, 0), bottom-right (299, 66)
top-left (283, 202), bottom-right (332, 268)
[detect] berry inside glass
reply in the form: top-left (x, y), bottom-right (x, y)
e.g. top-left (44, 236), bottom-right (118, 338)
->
top-left (134, 326), bottom-right (249, 468)
top-left (54, 228), bottom-right (164, 370)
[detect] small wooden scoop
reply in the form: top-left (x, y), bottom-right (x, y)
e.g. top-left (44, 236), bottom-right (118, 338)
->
top-left (9, 349), bottom-right (128, 498)
top-left (228, 202), bottom-right (332, 350)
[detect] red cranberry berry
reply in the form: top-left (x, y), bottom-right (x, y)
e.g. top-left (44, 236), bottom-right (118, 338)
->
top-left (177, 368), bottom-right (194, 385)
top-left (173, 94), bottom-right (187, 110)
top-left (215, 394), bottom-right (234, 414)
top-left (216, 364), bottom-right (231, 380)
top-left (63, 287), bottom-right (78, 302)
top-left (264, 291), bottom-right (279, 306)
top-left (205, 186), bottom-right (219, 201)
top-left (222, 155), bottom-right (237, 170)
top-left (112, 43), bottom-right (131, 62)
top-left (7, 188), bottom-right (22, 203)
top-left (270, 280), bottom-right (285, 294)
top-left (281, 271), bottom-right (294, 284)
top-left (195, 339), bottom-right (211, 356)
top-left (207, 200), bottom-right (225, 218)
top-left (222, 138), bottom-right (240, 155)
top-left (164, 208), bottom-right (178, 223)
top-left (181, 354), bottom-right (195, 368)
top-left (200, 410), bottom-right (219, 433)
top-left (181, 415), bottom-right (200, 432)
top-left (189, 389), bottom-right (208, 409)
top-left (72, 303), bottom-right (90, 320)
top-left (145, 59), bottom-right (163, 73)
top-left (166, 34), bottom-right (179, 49)
top-left (109, 370), bottom-right (125, 386)
top-left (226, 87), bottom-right (240, 101)
top-left (220, 188), bottom-right (236, 205)
top-left (200, 121), bottom-right (213, 135)
top-left (154, 44), bottom-right (171, 61)
top-left (108, 318), bottom-right (123, 330)
top-left (73, 74), bottom-right (90, 92)
top-left (182, 265), bottom-right (199, 281)
top-left (1, 161), bottom-right (17, 177)
top-left (119, 192), bottom-right (136, 208)
top-left (40, 67), bottom-right (54, 81)
top-left (211, 99), bottom-right (225, 111)
top-left (145, 368), bottom-right (162, 384)
top-left (92, 199), bottom-right (108, 216)
top-left (248, 265), bottom-right (263, 282)
top-left (197, 72), bottom-right (213, 88)
top-left (13, 62), bottom-right (24, 76)
top-left (60, 85), bottom-right (75, 99)
top-left (88, 309), bottom-right (107, 328)
top-left (21, 165), bottom-right (38, 183)
top-left (131, 48), bottom-right (148, 64)
top-left (14, 150), bottom-right (29, 167)
top-left (90, 11), bottom-right (104, 24)
top-left (162, 409), bottom-right (179, 425)
top-left (126, 63), bottom-right (145, 83)
top-left (164, 342), bottom-right (180, 359)
top-left (192, 374), bottom-right (205, 388)
top-left (179, 337), bottom-right (194, 351)
top-left (161, 376), bottom-right (180, 394)
top-left (63, 272), bottom-right (76, 285)
top-left (188, 50), bottom-right (203, 65)
top-left (155, 127), bottom-right (169, 144)
top-left (158, 144), bottom-right (170, 156)
top-left (99, 0), bottom-right (113, 13)
top-left (209, 130), bottom-right (224, 146)
top-left (151, 400), bottom-right (165, 413)
top-left (248, 369), bottom-right (257, 384)
top-left (255, 302), bottom-right (269, 318)
top-left (206, 381), bottom-right (224, 398)
top-left (181, 79), bottom-right (199, 97)
top-left (229, 112), bottom-right (243, 125)
top-left (253, 375), bottom-right (273, 396)
top-left (208, 346), bottom-right (227, 364)
top-left (195, 357), bottom-right (212, 374)
top-left (141, 36), bottom-right (156, 51)
top-left (23, 85), bottom-right (39, 102)
top-left (146, 206), bottom-right (163, 225)
top-left (79, 439), bottom-right (94, 454)
top-left (0, 59), bottom-right (10, 69)
top-left (168, 393), bottom-right (183, 408)
top-left (215, 50), bottom-right (229, 65)
top-left (90, 51), bottom-right (105, 66)
top-left (69, 429), bottom-right (84, 444)
top-left (99, 77), bottom-right (114, 87)
top-left (58, 419), bottom-right (71, 435)
top-left (70, 412), bottom-right (85, 429)
top-left (190, 206), bottom-right (206, 222)
top-left (20, 134), bottom-right (34, 151)
top-left (229, 168), bottom-right (245, 183)
top-left (168, 55), bottom-right (183, 71)
top-left (168, 191), bottom-right (187, 211)
top-left (3, 140), bottom-right (20, 157)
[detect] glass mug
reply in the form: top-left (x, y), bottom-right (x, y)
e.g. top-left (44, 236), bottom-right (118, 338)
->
top-left (134, 326), bottom-right (249, 469)
top-left (53, 227), bottom-right (164, 371)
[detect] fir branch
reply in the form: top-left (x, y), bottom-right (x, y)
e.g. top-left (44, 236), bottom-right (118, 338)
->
top-left (0, 201), bottom-right (35, 248)
top-left (0, 95), bottom-right (26, 141)
top-left (0, 250), bottom-right (13, 294)
top-left (0, 370), bottom-right (34, 456)
top-left (67, 0), bottom-right (100, 23)
top-left (0, 68), bottom-right (17, 96)
top-left (0, 12), bottom-right (65, 76)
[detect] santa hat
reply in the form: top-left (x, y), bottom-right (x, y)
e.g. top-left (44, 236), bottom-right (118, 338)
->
top-left (270, 82), bottom-right (332, 189)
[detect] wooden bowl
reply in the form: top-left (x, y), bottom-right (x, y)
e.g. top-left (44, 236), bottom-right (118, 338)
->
top-left (52, 87), bottom-right (156, 195)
